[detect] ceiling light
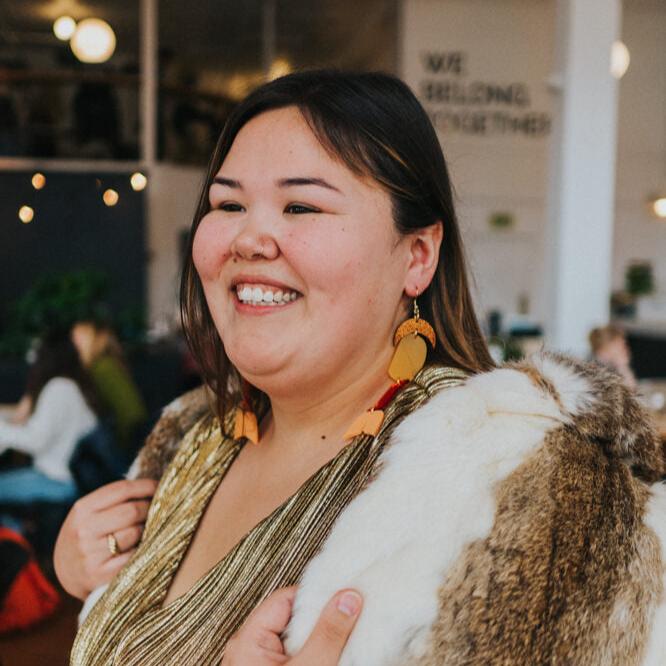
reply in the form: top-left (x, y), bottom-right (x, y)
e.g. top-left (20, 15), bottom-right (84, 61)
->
top-left (70, 18), bottom-right (116, 64)
top-left (130, 172), bottom-right (147, 191)
top-left (53, 16), bottom-right (77, 41)
top-left (103, 189), bottom-right (119, 206)
top-left (610, 41), bottom-right (630, 80)
top-left (18, 206), bottom-right (34, 223)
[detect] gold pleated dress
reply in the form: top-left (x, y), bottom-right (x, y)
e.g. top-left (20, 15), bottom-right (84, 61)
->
top-left (71, 366), bottom-right (466, 665)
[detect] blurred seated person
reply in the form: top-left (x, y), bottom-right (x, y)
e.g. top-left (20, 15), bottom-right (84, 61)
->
top-left (71, 321), bottom-right (148, 458)
top-left (0, 332), bottom-right (99, 521)
top-left (589, 324), bottom-right (637, 390)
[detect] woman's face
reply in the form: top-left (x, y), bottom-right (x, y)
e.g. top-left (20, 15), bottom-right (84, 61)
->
top-left (193, 107), bottom-right (424, 397)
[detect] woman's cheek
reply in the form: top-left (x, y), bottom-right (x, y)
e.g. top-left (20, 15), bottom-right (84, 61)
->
top-left (192, 217), bottom-right (231, 281)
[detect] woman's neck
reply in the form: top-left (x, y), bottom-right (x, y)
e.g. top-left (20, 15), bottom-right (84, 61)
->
top-left (260, 350), bottom-right (394, 455)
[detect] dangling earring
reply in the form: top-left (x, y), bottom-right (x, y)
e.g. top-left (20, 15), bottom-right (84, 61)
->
top-left (233, 379), bottom-right (259, 444)
top-left (344, 293), bottom-right (436, 440)
top-left (388, 296), bottom-right (436, 382)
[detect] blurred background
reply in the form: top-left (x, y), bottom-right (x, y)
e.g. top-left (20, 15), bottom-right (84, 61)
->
top-left (0, 0), bottom-right (665, 663)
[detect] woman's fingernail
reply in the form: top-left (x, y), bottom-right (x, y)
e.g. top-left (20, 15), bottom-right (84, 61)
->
top-left (337, 591), bottom-right (362, 617)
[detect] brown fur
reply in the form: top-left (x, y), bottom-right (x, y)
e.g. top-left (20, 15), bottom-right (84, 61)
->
top-left (133, 385), bottom-right (211, 480)
top-left (419, 355), bottom-right (664, 665)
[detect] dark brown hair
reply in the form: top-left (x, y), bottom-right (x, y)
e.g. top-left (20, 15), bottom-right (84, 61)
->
top-left (25, 331), bottom-right (100, 415)
top-left (181, 69), bottom-right (495, 418)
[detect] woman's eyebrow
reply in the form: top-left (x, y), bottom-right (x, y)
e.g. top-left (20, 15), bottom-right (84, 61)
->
top-left (277, 177), bottom-right (342, 193)
top-left (211, 176), bottom-right (342, 193)
top-left (212, 176), bottom-right (242, 189)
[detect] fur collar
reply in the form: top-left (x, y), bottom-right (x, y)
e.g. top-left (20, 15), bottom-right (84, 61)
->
top-left (283, 353), bottom-right (666, 665)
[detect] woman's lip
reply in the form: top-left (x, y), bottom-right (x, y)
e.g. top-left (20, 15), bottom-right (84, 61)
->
top-left (230, 275), bottom-right (299, 292)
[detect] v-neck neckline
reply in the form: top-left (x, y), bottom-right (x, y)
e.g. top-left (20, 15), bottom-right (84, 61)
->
top-left (157, 428), bottom-right (366, 612)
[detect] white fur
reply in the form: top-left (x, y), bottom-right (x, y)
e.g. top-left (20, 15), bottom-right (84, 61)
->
top-left (528, 354), bottom-right (595, 415)
top-left (284, 366), bottom-right (574, 665)
top-left (642, 483), bottom-right (666, 666)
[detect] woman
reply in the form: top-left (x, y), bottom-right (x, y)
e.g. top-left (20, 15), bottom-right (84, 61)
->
top-left (589, 323), bottom-right (638, 390)
top-left (0, 332), bottom-right (98, 513)
top-left (65, 71), bottom-right (665, 665)
top-left (70, 320), bottom-right (148, 457)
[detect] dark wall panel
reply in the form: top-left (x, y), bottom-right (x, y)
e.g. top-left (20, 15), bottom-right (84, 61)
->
top-left (0, 170), bottom-right (146, 328)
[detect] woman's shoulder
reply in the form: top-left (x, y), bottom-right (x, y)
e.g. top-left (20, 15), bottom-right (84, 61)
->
top-left (417, 352), bottom-right (661, 474)
top-left (126, 385), bottom-right (222, 480)
top-left (37, 376), bottom-right (85, 403)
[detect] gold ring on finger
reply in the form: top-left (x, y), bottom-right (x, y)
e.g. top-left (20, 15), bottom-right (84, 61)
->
top-left (107, 532), bottom-right (119, 557)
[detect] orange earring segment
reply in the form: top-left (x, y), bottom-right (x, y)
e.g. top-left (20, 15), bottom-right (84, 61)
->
top-left (233, 380), bottom-right (260, 444)
top-left (343, 380), bottom-right (408, 440)
top-left (233, 407), bottom-right (259, 444)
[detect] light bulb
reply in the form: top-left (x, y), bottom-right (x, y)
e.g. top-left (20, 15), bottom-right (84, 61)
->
top-left (19, 206), bottom-right (34, 223)
top-left (653, 198), bottom-right (666, 219)
top-left (103, 189), bottom-right (119, 206)
top-left (130, 172), bottom-right (147, 191)
top-left (31, 173), bottom-right (46, 190)
top-left (70, 18), bottom-right (116, 64)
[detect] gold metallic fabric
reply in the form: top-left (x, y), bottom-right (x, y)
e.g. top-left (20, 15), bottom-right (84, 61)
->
top-left (71, 365), bottom-right (466, 665)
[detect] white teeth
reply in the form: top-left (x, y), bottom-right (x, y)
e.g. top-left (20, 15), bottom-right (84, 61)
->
top-left (235, 283), bottom-right (299, 306)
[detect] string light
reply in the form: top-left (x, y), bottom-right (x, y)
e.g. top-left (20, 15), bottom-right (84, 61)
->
top-left (103, 189), bottom-right (119, 206)
top-left (130, 172), bottom-right (147, 191)
top-left (31, 172), bottom-right (46, 190)
top-left (53, 16), bottom-right (77, 41)
top-left (18, 206), bottom-right (34, 223)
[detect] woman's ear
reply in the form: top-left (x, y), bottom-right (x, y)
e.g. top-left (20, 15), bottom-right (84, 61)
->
top-left (404, 221), bottom-right (443, 297)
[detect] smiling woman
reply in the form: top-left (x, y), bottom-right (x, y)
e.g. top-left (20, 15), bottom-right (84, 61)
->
top-left (65, 70), bottom-right (666, 666)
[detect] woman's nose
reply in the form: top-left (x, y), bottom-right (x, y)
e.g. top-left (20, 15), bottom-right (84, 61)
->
top-left (230, 227), bottom-right (279, 261)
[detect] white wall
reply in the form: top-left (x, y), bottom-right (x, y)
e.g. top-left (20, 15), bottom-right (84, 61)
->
top-left (146, 163), bottom-right (205, 327)
top-left (400, 0), bottom-right (666, 337)
top-left (614, 1), bottom-right (666, 296)
top-left (400, 0), bottom-right (556, 327)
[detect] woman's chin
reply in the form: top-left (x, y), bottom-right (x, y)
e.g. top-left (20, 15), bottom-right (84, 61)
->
top-left (227, 349), bottom-right (293, 385)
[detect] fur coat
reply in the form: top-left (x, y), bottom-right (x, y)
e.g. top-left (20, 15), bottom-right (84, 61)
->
top-left (92, 353), bottom-right (666, 664)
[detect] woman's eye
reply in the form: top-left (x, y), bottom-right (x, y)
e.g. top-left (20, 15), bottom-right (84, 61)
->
top-left (285, 204), bottom-right (320, 215)
top-left (216, 202), bottom-right (244, 212)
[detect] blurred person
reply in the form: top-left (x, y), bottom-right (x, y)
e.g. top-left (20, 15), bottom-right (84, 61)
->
top-left (589, 324), bottom-right (638, 390)
top-left (0, 332), bottom-right (98, 516)
top-left (71, 321), bottom-right (148, 458)
top-left (58, 71), bottom-right (666, 665)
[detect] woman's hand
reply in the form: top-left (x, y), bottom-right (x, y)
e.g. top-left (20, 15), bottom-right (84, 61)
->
top-left (53, 478), bottom-right (157, 599)
top-left (222, 587), bottom-right (362, 665)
